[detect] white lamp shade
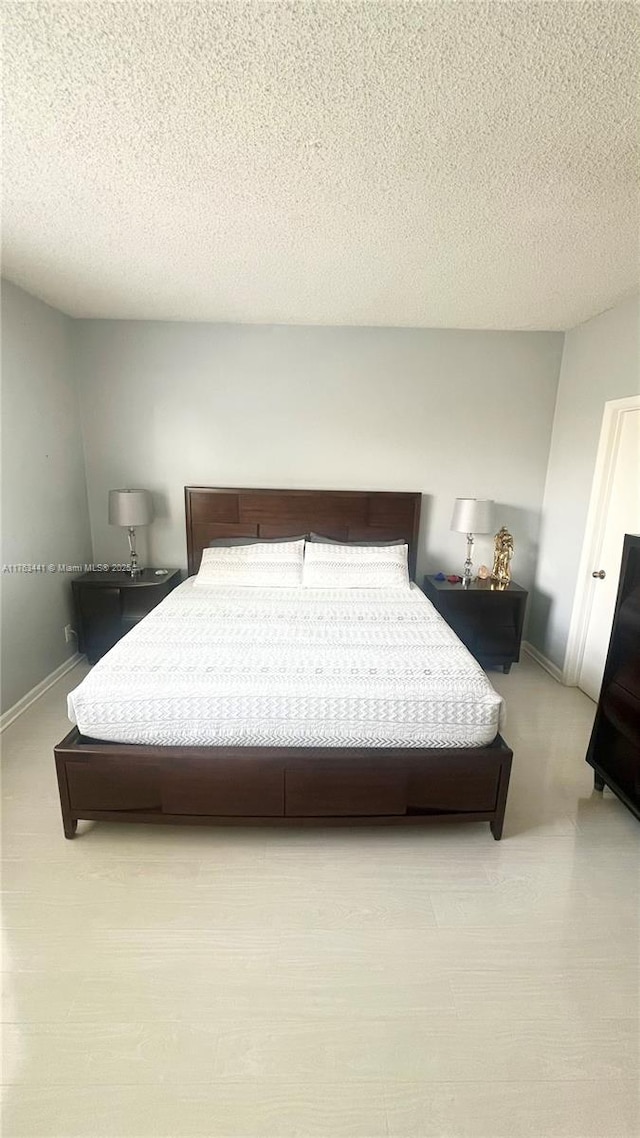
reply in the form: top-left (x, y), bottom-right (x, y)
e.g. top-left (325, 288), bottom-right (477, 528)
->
top-left (451, 498), bottom-right (494, 534)
top-left (108, 489), bottom-right (154, 527)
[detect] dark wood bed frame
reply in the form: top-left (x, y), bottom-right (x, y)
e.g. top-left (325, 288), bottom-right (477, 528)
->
top-left (55, 488), bottom-right (513, 840)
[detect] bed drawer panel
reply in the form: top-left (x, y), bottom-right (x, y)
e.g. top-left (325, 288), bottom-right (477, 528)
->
top-left (66, 759), bottom-right (162, 811)
top-left (406, 756), bottom-right (501, 813)
top-left (162, 760), bottom-right (284, 816)
top-left (285, 763), bottom-right (405, 816)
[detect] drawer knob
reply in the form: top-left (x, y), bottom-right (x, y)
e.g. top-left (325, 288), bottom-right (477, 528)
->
top-left (592, 569), bottom-right (606, 579)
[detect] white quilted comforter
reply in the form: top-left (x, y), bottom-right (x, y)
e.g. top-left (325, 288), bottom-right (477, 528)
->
top-left (68, 580), bottom-right (505, 748)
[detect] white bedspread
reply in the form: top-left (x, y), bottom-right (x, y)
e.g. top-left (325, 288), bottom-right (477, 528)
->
top-left (67, 580), bottom-right (505, 748)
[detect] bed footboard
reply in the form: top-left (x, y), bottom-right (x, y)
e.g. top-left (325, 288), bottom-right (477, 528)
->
top-left (54, 731), bottom-right (513, 840)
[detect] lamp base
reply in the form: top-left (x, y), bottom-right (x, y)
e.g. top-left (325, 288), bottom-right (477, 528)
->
top-left (127, 527), bottom-right (142, 578)
top-left (462, 532), bottom-right (474, 586)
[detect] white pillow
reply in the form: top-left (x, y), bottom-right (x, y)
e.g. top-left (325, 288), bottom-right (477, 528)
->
top-left (194, 539), bottom-right (304, 587)
top-left (302, 541), bottom-right (410, 589)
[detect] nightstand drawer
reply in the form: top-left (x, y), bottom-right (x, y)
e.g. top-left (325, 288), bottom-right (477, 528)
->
top-left (422, 576), bottom-right (528, 673)
top-left (451, 617), bottom-right (517, 657)
top-left (74, 586), bottom-right (122, 660)
top-left (72, 569), bottom-right (181, 663)
top-left (121, 588), bottom-right (167, 622)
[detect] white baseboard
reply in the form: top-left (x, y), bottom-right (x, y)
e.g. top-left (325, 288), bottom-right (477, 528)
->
top-left (521, 640), bottom-right (567, 685)
top-left (0, 653), bottom-right (84, 733)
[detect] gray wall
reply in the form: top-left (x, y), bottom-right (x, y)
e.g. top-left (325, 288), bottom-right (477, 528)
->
top-left (3, 278), bottom-right (634, 706)
top-left (528, 292), bottom-right (640, 670)
top-left (74, 321), bottom-right (563, 595)
top-left (1, 281), bottom-right (92, 713)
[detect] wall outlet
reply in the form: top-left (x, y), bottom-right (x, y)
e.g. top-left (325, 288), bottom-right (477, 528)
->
top-left (64, 625), bottom-right (76, 644)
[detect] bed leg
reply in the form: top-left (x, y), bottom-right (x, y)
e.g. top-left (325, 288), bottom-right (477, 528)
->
top-left (594, 771), bottom-right (605, 792)
top-left (490, 749), bottom-right (512, 840)
top-left (63, 818), bottom-right (78, 839)
top-left (54, 752), bottom-right (78, 839)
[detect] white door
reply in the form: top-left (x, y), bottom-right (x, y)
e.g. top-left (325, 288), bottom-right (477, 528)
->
top-left (578, 405), bottom-right (640, 701)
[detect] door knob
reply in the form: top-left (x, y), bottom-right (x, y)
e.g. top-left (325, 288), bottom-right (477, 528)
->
top-left (592, 569), bottom-right (606, 579)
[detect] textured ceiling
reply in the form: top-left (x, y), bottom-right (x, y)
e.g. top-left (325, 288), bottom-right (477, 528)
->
top-left (2, 1), bottom-right (639, 330)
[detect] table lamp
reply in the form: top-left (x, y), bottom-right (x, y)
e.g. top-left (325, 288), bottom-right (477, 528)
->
top-left (450, 498), bottom-right (494, 586)
top-left (108, 489), bottom-right (154, 577)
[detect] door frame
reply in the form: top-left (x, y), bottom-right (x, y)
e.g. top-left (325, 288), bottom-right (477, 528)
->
top-left (564, 394), bottom-right (640, 686)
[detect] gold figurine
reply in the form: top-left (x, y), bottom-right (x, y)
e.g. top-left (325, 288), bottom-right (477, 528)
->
top-left (491, 526), bottom-right (514, 585)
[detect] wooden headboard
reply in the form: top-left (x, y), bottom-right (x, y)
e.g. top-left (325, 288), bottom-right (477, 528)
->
top-left (185, 487), bottom-right (422, 580)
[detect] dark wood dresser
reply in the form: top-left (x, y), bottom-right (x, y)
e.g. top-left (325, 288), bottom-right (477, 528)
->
top-left (586, 533), bottom-right (640, 820)
top-left (73, 568), bottom-right (181, 663)
top-left (422, 576), bottom-right (528, 673)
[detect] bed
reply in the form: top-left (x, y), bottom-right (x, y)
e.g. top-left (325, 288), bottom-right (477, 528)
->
top-left (55, 488), bottom-right (513, 840)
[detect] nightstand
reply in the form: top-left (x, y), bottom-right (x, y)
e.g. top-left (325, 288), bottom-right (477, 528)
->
top-left (72, 569), bottom-right (181, 663)
top-left (422, 576), bottom-right (528, 673)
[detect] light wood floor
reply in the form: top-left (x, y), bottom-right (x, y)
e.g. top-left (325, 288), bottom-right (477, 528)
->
top-left (1, 655), bottom-right (639, 1137)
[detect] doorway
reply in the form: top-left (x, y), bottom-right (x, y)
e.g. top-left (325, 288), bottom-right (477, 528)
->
top-left (565, 396), bottom-right (640, 700)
